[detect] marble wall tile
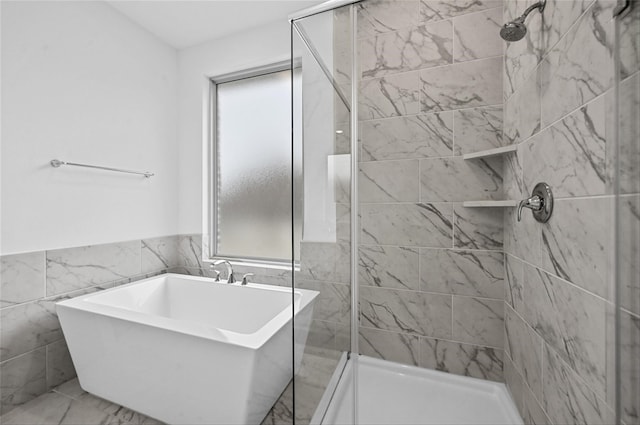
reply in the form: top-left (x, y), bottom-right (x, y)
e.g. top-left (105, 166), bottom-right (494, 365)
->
top-left (542, 345), bottom-right (614, 425)
top-left (1, 252), bottom-right (45, 308)
top-left (503, 354), bottom-right (525, 413)
top-left (452, 296), bottom-right (503, 347)
top-left (613, 72), bottom-right (640, 195)
top-left (453, 204), bottom-right (503, 250)
top-left (418, 337), bottom-right (503, 382)
top-left (45, 340), bottom-right (75, 390)
top-left (360, 113), bottom-right (454, 161)
top-left (296, 280), bottom-right (350, 325)
top-left (504, 69), bottom-right (540, 144)
top-left (360, 286), bottom-right (452, 338)
top-left (504, 207), bottom-right (541, 267)
top-left (46, 241), bottom-right (140, 296)
top-left (359, 160), bottom-right (419, 203)
top-left (359, 71), bottom-right (420, 120)
top-left (177, 234), bottom-right (204, 269)
top-left (419, 0), bottom-right (503, 22)
top-left (359, 245), bottom-right (419, 290)
top-left (298, 242), bottom-right (350, 283)
top-left (524, 96), bottom-right (607, 198)
top-left (504, 304), bottom-right (543, 400)
top-left (332, 9), bottom-right (352, 87)
top-left (167, 266), bottom-right (207, 277)
top-left (540, 0), bottom-right (593, 56)
top-left (232, 264), bottom-right (292, 288)
top-left (306, 320), bottom-right (336, 350)
top-left (540, 1), bottom-right (613, 128)
top-left (618, 196), bottom-right (639, 316)
top-left (420, 157), bottom-right (503, 202)
top-left (420, 57), bottom-right (503, 112)
top-left (522, 383), bottom-right (552, 425)
top-left (503, 0), bottom-right (543, 98)
top-left (541, 198), bottom-right (610, 298)
top-left (357, 0), bottom-right (421, 38)
top-left (453, 106), bottom-right (503, 155)
top-left (453, 7), bottom-right (502, 62)
top-left (361, 203), bottom-right (453, 247)
top-left (0, 301), bottom-right (62, 361)
top-left (502, 144), bottom-right (525, 201)
top-left (522, 265), bottom-right (606, 398)
top-left (141, 235), bottom-right (179, 274)
top-left (420, 249), bottom-right (503, 298)
top-left (504, 254), bottom-right (525, 312)
top-left (0, 347), bottom-right (46, 415)
top-left (335, 324), bottom-right (351, 353)
top-left (620, 310), bottom-right (639, 425)
top-left (619, 2), bottom-right (639, 79)
top-left (359, 327), bottom-right (420, 366)
top-left (360, 21), bottom-right (453, 79)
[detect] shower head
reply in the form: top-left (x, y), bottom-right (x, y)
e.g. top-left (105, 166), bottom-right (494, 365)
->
top-left (500, 0), bottom-right (546, 42)
top-left (500, 19), bottom-right (527, 42)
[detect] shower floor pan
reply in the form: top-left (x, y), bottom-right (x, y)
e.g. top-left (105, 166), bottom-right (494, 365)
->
top-left (317, 355), bottom-right (523, 425)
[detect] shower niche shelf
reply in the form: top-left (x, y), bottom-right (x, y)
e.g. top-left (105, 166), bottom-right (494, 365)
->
top-left (463, 200), bottom-right (518, 208)
top-left (463, 145), bottom-right (517, 160)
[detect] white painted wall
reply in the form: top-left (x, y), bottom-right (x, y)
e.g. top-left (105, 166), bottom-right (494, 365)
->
top-left (0, 1), bottom-right (178, 255)
top-left (177, 20), bottom-right (291, 235)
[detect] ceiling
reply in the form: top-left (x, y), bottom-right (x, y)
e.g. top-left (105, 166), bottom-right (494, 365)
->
top-left (107, 1), bottom-right (324, 49)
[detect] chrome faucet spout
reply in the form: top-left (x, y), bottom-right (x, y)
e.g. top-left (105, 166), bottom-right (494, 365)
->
top-left (211, 260), bottom-right (235, 283)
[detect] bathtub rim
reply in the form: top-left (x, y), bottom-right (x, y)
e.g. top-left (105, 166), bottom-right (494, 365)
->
top-left (56, 273), bottom-right (318, 350)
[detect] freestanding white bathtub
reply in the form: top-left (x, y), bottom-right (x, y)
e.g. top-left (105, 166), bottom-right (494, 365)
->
top-left (56, 273), bottom-right (318, 425)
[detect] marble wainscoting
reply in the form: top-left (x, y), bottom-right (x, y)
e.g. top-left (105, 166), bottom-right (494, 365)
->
top-left (0, 236), bottom-right (181, 415)
top-left (1, 233), bottom-right (304, 420)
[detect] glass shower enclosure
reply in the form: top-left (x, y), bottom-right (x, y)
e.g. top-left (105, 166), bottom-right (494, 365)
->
top-left (291, 3), bottom-right (357, 424)
top-left (289, 1), bottom-right (639, 424)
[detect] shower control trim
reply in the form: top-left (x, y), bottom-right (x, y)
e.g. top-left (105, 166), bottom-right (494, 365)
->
top-left (517, 182), bottom-right (553, 223)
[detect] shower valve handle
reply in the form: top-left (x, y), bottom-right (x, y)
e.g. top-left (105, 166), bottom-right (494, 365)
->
top-left (517, 196), bottom-right (542, 221)
top-left (517, 182), bottom-right (554, 223)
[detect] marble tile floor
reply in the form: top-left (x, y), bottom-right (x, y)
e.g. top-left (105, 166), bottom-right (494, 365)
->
top-left (0, 379), bottom-right (164, 425)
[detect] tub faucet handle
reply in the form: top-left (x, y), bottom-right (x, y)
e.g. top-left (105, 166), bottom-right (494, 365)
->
top-left (241, 273), bottom-right (254, 286)
top-left (213, 270), bottom-right (221, 282)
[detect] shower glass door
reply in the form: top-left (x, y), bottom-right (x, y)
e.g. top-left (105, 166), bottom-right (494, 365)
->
top-left (291, 4), bottom-right (357, 424)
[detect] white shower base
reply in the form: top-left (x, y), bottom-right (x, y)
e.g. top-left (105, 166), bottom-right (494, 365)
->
top-left (317, 355), bottom-right (523, 425)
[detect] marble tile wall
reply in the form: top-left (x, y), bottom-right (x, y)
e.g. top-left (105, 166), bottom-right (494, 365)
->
top-left (0, 233), bottom-right (299, 417)
top-left (356, 0), bottom-right (506, 382)
top-left (501, 0), bottom-right (639, 424)
top-left (0, 236), bottom-right (181, 415)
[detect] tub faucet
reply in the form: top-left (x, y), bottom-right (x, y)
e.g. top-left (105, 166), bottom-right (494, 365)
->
top-left (211, 260), bottom-right (235, 283)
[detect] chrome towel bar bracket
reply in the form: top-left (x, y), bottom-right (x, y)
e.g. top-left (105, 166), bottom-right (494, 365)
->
top-left (50, 159), bottom-right (154, 178)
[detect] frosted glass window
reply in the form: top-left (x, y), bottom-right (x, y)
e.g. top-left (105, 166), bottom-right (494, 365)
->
top-left (215, 69), bottom-right (292, 261)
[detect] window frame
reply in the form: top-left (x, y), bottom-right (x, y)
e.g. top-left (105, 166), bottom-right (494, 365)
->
top-left (207, 61), bottom-right (293, 267)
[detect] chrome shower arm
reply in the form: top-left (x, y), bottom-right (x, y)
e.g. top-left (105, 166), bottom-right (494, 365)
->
top-left (518, 0), bottom-right (546, 23)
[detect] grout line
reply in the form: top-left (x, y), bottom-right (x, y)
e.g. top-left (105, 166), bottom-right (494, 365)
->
top-left (510, 89), bottom-right (609, 148)
top-left (359, 324), bottom-right (504, 351)
top-left (506, 252), bottom-right (613, 305)
top-left (362, 281), bottom-right (503, 301)
top-left (0, 344), bottom-right (50, 365)
top-left (360, 54), bottom-right (504, 83)
top-left (359, 242), bottom-right (503, 253)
